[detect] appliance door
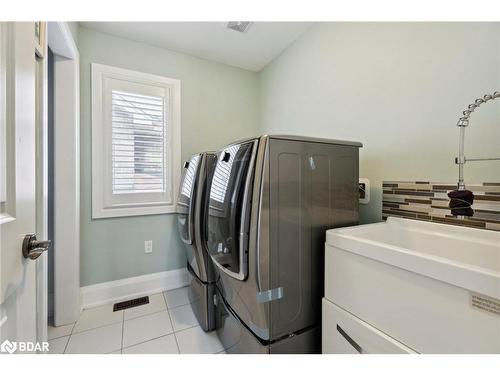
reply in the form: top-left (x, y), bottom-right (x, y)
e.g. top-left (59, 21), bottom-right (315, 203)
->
top-left (206, 141), bottom-right (257, 281)
top-left (194, 152), bottom-right (218, 283)
top-left (177, 154), bottom-right (201, 245)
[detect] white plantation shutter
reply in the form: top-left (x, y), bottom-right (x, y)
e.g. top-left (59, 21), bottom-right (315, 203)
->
top-left (91, 63), bottom-right (181, 218)
top-left (111, 90), bottom-right (167, 194)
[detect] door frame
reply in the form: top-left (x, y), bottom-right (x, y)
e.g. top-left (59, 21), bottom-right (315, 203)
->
top-left (46, 22), bottom-right (80, 327)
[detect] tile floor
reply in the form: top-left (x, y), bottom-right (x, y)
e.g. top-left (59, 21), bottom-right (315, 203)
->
top-left (47, 287), bottom-right (226, 354)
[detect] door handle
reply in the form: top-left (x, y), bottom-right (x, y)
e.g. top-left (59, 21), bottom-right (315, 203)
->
top-left (22, 234), bottom-right (51, 260)
top-left (337, 324), bottom-right (363, 354)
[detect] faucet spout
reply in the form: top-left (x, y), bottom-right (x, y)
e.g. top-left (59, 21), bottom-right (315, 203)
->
top-left (450, 91), bottom-right (500, 216)
top-left (455, 91), bottom-right (500, 191)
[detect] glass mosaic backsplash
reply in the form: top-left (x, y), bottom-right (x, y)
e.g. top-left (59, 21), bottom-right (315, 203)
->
top-left (382, 181), bottom-right (500, 232)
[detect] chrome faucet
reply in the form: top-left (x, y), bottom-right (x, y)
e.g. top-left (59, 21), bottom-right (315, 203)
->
top-left (455, 91), bottom-right (500, 191)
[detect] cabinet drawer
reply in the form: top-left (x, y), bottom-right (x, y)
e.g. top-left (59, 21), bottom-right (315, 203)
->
top-left (322, 299), bottom-right (416, 354)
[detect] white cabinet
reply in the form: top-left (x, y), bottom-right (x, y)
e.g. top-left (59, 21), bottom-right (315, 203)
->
top-left (323, 231), bottom-right (500, 353)
top-left (322, 299), bottom-right (416, 354)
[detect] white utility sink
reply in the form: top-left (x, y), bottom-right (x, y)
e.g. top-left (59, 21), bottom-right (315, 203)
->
top-left (324, 216), bottom-right (500, 353)
top-left (327, 216), bottom-right (500, 299)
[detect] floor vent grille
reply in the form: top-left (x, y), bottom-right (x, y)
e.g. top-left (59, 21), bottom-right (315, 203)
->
top-left (226, 22), bottom-right (253, 33)
top-left (113, 296), bottom-right (149, 312)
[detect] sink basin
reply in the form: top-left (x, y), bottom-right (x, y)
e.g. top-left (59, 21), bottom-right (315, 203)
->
top-left (327, 217), bottom-right (500, 300)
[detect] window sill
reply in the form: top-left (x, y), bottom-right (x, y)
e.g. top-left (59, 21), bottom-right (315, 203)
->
top-left (92, 203), bottom-right (177, 219)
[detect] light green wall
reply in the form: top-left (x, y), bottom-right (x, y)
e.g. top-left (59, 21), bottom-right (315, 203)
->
top-left (79, 27), bottom-right (259, 286)
top-left (258, 22), bottom-right (500, 223)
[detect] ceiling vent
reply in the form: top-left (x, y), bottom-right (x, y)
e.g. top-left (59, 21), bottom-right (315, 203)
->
top-left (226, 22), bottom-right (253, 33)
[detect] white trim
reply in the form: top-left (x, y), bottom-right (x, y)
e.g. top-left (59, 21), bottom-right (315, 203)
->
top-left (91, 63), bottom-right (181, 219)
top-left (35, 26), bottom-right (49, 344)
top-left (47, 22), bottom-right (78, 60)
top-left (80, 268), bottom-right (189, 309)
top-left (48, 21), bottom-right (81, 326)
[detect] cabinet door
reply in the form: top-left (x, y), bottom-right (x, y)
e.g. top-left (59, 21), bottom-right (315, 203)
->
top-left (322, 299), bottom-right (417, 354)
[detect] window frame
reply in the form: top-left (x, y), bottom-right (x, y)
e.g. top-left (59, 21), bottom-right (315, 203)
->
top-left (91, 63), bottom-right (181, 219)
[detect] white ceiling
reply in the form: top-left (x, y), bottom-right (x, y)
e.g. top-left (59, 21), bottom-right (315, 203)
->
top-left (79, 22), bottom-right (313, 72)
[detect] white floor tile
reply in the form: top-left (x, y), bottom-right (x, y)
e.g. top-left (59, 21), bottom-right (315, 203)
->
top-left (65, 322), bottom-right (123, 354)
top-left (73, 303), bottom-right (123, 333)
top-left (50, 292), bottom-right (230, 354)
top-left (123, 310), bottom-right (173, 348)
top-left (164, 287), bottom-right (191, 308)
top-left (124, 293), bottom-right (166, 320)
top-left (122, 334), bottom-right (179, 354)
top-left (175, 325), bottom-right (224, 354)
top-left (169, 303), bottom-right (198, 332)
top-left (48, 323), bottom-right (74, 340)
top-left (48, 336), bottom-right (69, 354)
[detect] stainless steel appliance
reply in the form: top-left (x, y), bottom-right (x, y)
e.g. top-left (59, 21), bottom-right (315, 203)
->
top-left (177, 152), bottom-right (218, 331)
top-left (205, 135), bottom-right (362, 353)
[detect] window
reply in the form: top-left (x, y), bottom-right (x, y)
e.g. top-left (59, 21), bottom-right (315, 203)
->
top-left (91, 63), bottom-right (181, 218)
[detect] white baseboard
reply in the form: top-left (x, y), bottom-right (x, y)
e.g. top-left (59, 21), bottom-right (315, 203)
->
top-left (80, 268), bottom-right (189, 309)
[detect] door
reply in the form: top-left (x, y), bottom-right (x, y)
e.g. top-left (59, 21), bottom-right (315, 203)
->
top-left (205, 140), bottom-right (257, 280)
top-left (177, 154), bottom-right (204, 278)
top-left (193, 152), bottom-right (217, 283)
top-left (178, 152), bottom-right (217, 284)
top-left (0, 22), bottom-right (47, 351)
top-left (177, 154), bottom-right (201, 245)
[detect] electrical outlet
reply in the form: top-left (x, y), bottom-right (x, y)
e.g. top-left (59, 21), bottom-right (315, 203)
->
top-left (359, 178), bottom-right (370, 204)
top-left (144, 240), bottom-right (153, 254)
